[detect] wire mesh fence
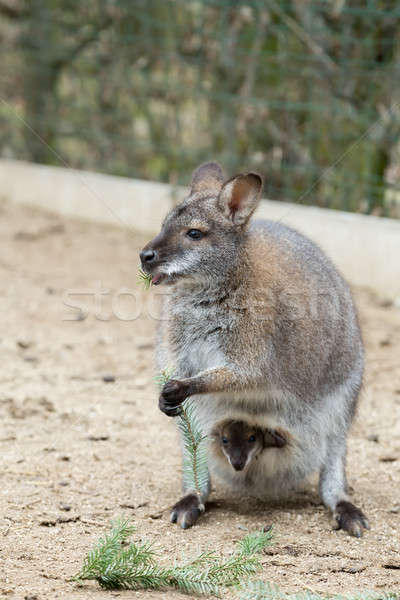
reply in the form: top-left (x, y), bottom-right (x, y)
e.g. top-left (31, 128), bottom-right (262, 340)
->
top-left (1, 0), bottom-right (400, 216)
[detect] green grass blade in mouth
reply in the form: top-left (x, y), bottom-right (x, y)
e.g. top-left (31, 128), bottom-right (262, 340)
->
top-left (138, 269), bottom-right (153, 289)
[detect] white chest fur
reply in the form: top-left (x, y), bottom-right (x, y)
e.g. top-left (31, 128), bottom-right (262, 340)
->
top-left (170, 295), bottom-right (230, 375)
top-left (184, 337), bottom-right (226, 373)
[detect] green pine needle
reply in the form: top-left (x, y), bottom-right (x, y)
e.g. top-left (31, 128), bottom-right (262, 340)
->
top-left (137, 268), bottom-right (153, 289)
top-left (74, 520), bottom-right (273, 596)
top-left (178, 402), bottom-right (209, 496)
top-left (154, 367), bottom-right (175, 387)
top-left (236, 527), bottom-right (274, 557)
top-left (156, 368), bottom-right (209, 497)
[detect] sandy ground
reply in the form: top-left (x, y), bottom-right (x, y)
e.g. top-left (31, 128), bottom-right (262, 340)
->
top-left (0, 199), bottom-right (399, 600)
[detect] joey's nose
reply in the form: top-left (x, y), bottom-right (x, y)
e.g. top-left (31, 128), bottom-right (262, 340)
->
top-left (140, 249), bottom-right (156, 265)
top-left (232, 460), bottom-right (245, 471)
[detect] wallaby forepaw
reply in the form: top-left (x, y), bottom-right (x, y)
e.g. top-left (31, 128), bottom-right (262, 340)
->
top-left (170, 493), bottom-right (205, 529)
top-left (334, 501), bottom-right (369, 537)
top-left (159, 379), bottom-right (190, 417)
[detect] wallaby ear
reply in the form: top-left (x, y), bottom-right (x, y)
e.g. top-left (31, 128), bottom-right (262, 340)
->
top-left (191, 162), bottom-right (225, 195)
top-left (217, 172), bottom-right (263, 226)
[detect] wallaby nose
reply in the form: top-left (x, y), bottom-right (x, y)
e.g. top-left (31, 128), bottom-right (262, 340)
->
top-left (231, 460), bottom-right (245, 471)
top-left (140, 249), bottom-right (156, 265)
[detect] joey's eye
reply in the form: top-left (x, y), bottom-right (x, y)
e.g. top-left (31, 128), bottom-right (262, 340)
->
top-left (248, 435), bottom-right (256, 443)
top-left (186, 229), bottom-right (203, 240)
top-left (222, 437), bottom-right (228, 445)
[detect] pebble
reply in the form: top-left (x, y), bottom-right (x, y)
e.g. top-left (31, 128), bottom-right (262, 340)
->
top-left (102, 374), bottom-right (116, 383)
top-left (136, 342), bottom-right (154, 350)
top-left (135, 378), bottom-right (147, 389)
top-left (340, 564), bottom-right (366, 574)
top-left (367, 433), bottom-right (379, 443)
top-left (23, 355), bottom-right (38, 363)
top-left (382, 559), bottom-right (400, 569)
top-left (39, 518), bottom-right (57, 527)
top-left (17, 340), bottom-right (32, 350)
top-left (379, 298), bottom-right (393, 308)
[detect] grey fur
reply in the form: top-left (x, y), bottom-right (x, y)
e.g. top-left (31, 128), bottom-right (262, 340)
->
top-left (140, 162), bottom-right (368, 536)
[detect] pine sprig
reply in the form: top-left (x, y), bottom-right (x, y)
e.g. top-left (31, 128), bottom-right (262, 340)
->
top-left (156, 368), bottom-right (209, 498)
top-left (154, 367), bottom-right (175, 387)
top-left (238, 581), bottom-right (399, 600)
top-left (74, 520), bottom-right (273, 596)
top-left (75, 519), bottom-right (136, 581)
top-left (178, 402), bottom-right (209, 496)
top-left (137, 268), bottom-right (153, 289)
top-left (236, 527), bottom-right (273, 557)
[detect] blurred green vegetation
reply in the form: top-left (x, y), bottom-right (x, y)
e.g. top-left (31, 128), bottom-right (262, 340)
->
top-left (1, 0), bottom-right (400, 216)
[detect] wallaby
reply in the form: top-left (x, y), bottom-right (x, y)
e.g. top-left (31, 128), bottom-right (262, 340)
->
top-left (140, 162), bottom-right (369, 537)
top-left (210, 418), bottom-right (287, 472)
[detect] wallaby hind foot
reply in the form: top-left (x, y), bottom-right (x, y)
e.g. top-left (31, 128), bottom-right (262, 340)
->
top-left (334, 501), bottom-right (369, 538)
top-left (319, 433), bottom-right (369, 537)
top-left (170, 493), bottom-right (205, 529)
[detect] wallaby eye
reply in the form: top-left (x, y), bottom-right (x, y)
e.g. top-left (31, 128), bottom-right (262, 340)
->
top-left (186, 229), bottom-right (203, 240)
top-left (222, 437), bottom-right (228, 445)
top-left (248, 435), bottom-right (256, 443)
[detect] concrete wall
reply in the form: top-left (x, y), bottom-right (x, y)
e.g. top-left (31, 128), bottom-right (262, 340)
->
top-left (1, 159), bottom-right (399, 298)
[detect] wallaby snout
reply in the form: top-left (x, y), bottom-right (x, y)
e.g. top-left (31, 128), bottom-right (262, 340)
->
top-left (230, 456), bottom-right (246, 471)
top-left (139, 232), bottom-right (172, 285)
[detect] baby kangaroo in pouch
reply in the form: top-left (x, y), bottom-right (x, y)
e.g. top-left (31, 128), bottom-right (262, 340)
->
top-left (212, 419), bottom-right (265, 472)
top-left (140, 162), bottom-right (369, 536)
top-left (211, 419), bottom-right (287, 472)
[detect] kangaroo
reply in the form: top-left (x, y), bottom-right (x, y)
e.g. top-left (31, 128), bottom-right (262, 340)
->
top-left (140, 162), bottom-right (369, 537)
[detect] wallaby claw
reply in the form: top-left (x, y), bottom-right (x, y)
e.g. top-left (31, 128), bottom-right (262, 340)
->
top-left (159, 379), bottom-right (190, 417)
top-left (334, 501), bottom-right (369, 537)
top-left (170, 493), bottom-right (205, 529)
top-left (159, 398), bottom-right (182, 417)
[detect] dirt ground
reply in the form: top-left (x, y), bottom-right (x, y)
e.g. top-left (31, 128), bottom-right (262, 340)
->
top-left (0, 199), bottom-right (399, 600)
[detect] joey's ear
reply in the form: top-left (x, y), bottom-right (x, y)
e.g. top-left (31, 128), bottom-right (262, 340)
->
top-left (191, 162), bottom-right (225, 195)
top-left (217, 173), bottom-right (263, 226)
top-left (210, 423), bottom-right (222, 439)
top-left (211, 418), bottom-right (233, 438)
